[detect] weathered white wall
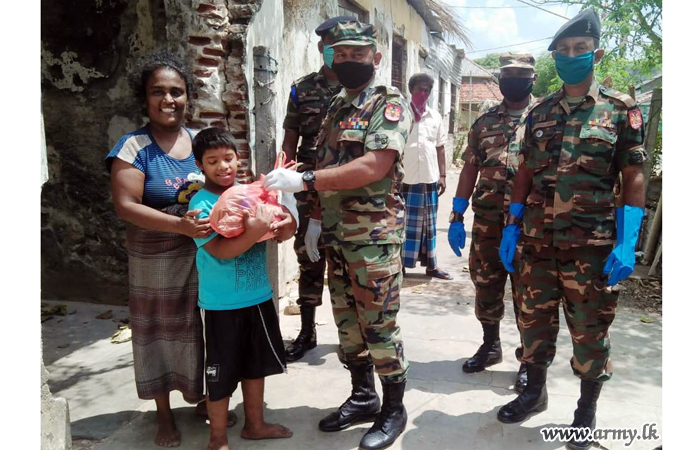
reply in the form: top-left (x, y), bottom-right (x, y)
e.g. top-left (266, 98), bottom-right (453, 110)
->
top-left (247, 0), bottom-right (298, 295)
top-left (243, 0), bottom-right (462, 293)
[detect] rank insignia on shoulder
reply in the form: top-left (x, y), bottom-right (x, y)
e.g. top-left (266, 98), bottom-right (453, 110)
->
top-left (628, 108), bottom-right (643, 130)
top-left (384, 102), bottom-right (402, 122)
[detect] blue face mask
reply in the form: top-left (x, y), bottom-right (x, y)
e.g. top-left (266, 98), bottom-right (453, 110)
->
top-left (323, 45), bottom-right (334, 68)
top-left (555, 51), bottom-right (595, 85)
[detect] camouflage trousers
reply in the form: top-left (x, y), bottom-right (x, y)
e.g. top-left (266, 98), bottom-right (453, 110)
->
top-left (516, 243), bottom-right (618, 382)
top-left (469, 217), bottom-right (523, 357)
top-left (326, 243), bottom-right (409, 383)
top-left (293, 191), bottom-right (326, 307)
top-left (469, 217), bottom-right (522, 325)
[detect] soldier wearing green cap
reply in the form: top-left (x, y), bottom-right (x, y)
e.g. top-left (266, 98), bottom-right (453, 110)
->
top-left (448, 52), bottom-right (538, 394)
top-left (495, 10), bottom-right (647, 450)
top-left (264, 19), bottom-right (412, 450)
top-left (280, 17), bottom-right (350, 363)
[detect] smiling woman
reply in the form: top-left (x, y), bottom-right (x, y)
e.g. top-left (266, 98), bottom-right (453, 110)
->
top-left (104, 52), bottom-right (236, 447)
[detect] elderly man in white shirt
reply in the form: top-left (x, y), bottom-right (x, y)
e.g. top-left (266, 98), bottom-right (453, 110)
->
top-left (401, 73), bottom-right (452, 280)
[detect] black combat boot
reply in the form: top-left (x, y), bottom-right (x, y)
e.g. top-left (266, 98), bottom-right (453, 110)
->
top-left (285, 305), bottom-right (317, 362)
top-left (359, 379), bottom-right (408, 450)
top-left (497, 364), bottom-right (548, 423)
top-left (319, 362), bottom-right (381, 432)
top-left (514, 363), bottom-right (528, 393)
top-left (462, 323), bottom-right (503, 373)
top-left (566, 379), bottom-right (603, 450)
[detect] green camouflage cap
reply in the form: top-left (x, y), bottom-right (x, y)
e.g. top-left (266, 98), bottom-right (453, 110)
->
top-left (328, 20), bottom-right (377, 47)
top-left (499, 52), bottom-right (535, 70)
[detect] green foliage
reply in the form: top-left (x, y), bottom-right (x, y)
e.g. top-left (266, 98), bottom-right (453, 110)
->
top-left (453, 132), bottom-right (468, 164)
top-left (540, 0), bottom-right (661, 73)
top-left (474, 53), bottom-right (502, 70)
top-left (532, 53), bottom-right (560, 98)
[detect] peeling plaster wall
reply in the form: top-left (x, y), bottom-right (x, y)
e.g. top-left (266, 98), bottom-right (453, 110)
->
top-left (41, 0), bottom-right (165, 303)
top-left (40, 0), bottom-right (263, 303)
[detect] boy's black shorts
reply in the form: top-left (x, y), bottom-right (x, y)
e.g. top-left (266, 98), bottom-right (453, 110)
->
top-left (202, 299), bottom-right (287, 402)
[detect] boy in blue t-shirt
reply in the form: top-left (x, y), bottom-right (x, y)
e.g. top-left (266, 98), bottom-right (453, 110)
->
top-left (189, 127), bottom-right (297, 450)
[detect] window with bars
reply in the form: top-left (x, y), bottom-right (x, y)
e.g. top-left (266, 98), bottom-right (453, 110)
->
top-left (391, 35), bottom-right (407, 95)
top-left (338, 0), bottom-right (369, 23)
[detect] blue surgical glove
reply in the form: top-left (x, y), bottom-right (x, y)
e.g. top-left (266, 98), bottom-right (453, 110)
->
top-left (448, 197), bottom-right (469, 256)
top-left (604, 205), bottom-right (644, 286)
top-left (499, 203), bottom-right (525, 273)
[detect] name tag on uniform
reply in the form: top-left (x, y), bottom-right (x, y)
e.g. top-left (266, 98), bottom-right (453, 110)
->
top-left (532, 120), bottom-right (557, 131)
top-left (338, 118), bottom-right (369, 129)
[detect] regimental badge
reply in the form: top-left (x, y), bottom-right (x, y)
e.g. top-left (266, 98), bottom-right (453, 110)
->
top-left (374, 133), bottom-right (389, 149)
top-left (534, 130), bottom-right (544, 138)
top-left (628, 108), bottom-right (643, 130)
top-left (384, 102), bottom-right (402, 122)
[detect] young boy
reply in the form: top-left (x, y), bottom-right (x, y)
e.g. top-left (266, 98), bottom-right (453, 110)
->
top-left (189, 127), bottom-right (296, 450)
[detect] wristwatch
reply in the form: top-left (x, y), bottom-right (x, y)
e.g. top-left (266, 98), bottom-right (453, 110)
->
top-left (449, 211), bottom-right (464, 223)
top-left (302, 170), bottom-right (316, 191)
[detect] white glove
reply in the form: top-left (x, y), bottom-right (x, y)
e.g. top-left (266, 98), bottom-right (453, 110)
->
top-left (264, 168), bottom-right (304, 193)
top-left (305, 219), bottom-right (322, 262)
top-left (279, 191), bottom-right (299, 229)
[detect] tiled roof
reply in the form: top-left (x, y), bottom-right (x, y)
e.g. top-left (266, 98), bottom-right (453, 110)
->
top-left (460, 78), bottom-right (503, 103)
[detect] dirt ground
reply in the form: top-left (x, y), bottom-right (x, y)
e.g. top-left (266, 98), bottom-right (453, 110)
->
top-left (618, 276), bottom-right (663, 315)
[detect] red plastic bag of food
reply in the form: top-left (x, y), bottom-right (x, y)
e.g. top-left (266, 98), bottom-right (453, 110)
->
top-left (209, 153), bottom-right (296, 241)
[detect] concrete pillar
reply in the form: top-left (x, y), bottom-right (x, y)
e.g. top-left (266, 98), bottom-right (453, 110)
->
top-left (252, 46), bottom-right (282, 307)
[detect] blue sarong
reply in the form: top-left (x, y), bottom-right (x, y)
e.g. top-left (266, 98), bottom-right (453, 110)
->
top-left (401, 182), bottom-right (438, 269)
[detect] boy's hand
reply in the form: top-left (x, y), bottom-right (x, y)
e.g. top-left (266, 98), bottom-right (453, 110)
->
top-left (180, 209), bottom-right (212, 238)
top-left (245, 204), bottom-right (275, 237)
top-left (272, 207), bottom-right (297, 242)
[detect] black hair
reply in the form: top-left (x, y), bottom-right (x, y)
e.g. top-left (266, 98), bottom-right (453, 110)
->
top-left (408, 73), bottom-right (434, 93)
top-left (192, 127), bottom-right (237, 163)
top-left (129, 51), bottom-right (195, 103)
top-left (594, 38), bottom-right (600, 49)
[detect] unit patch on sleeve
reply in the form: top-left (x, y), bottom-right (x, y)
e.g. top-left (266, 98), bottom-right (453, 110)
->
top-left (384, 102), bottom-right (402, 122)
top-left (628, 108), bottom-right (643, 130)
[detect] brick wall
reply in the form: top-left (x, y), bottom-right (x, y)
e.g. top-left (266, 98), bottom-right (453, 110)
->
top-left (169, 0), bottom-right (263, 184)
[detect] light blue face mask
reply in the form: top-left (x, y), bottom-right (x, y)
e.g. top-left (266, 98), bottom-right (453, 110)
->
top-left (323, 45), bottom-right (334, 68)
top-left (555, 51), bottom-right (595, 85)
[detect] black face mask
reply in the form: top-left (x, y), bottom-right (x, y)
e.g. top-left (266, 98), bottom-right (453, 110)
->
top-left (333, 61), bottom-right (375, 89)
top-left (499, 77), bottom-right (534, 102)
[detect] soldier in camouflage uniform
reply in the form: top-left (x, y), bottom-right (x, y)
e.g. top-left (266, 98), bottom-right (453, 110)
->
top-left (264, 20), bottom-right (411, 450)
top-left (281, 16), bottom-right (349, 362)
top-left (448, 53), bottom-right (539, 394)
top-left (496, 11), bottom-right (647, 450)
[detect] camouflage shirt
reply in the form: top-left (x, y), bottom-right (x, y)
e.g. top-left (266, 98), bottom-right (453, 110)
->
top-left (283, 68), bottom-right (342, 172)
top-left (520, 80), bottom-right (647, 249)
top-left (315, 76), bottom-right (412, 246)
top-left (462, 98), bottom-right (536, 223)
